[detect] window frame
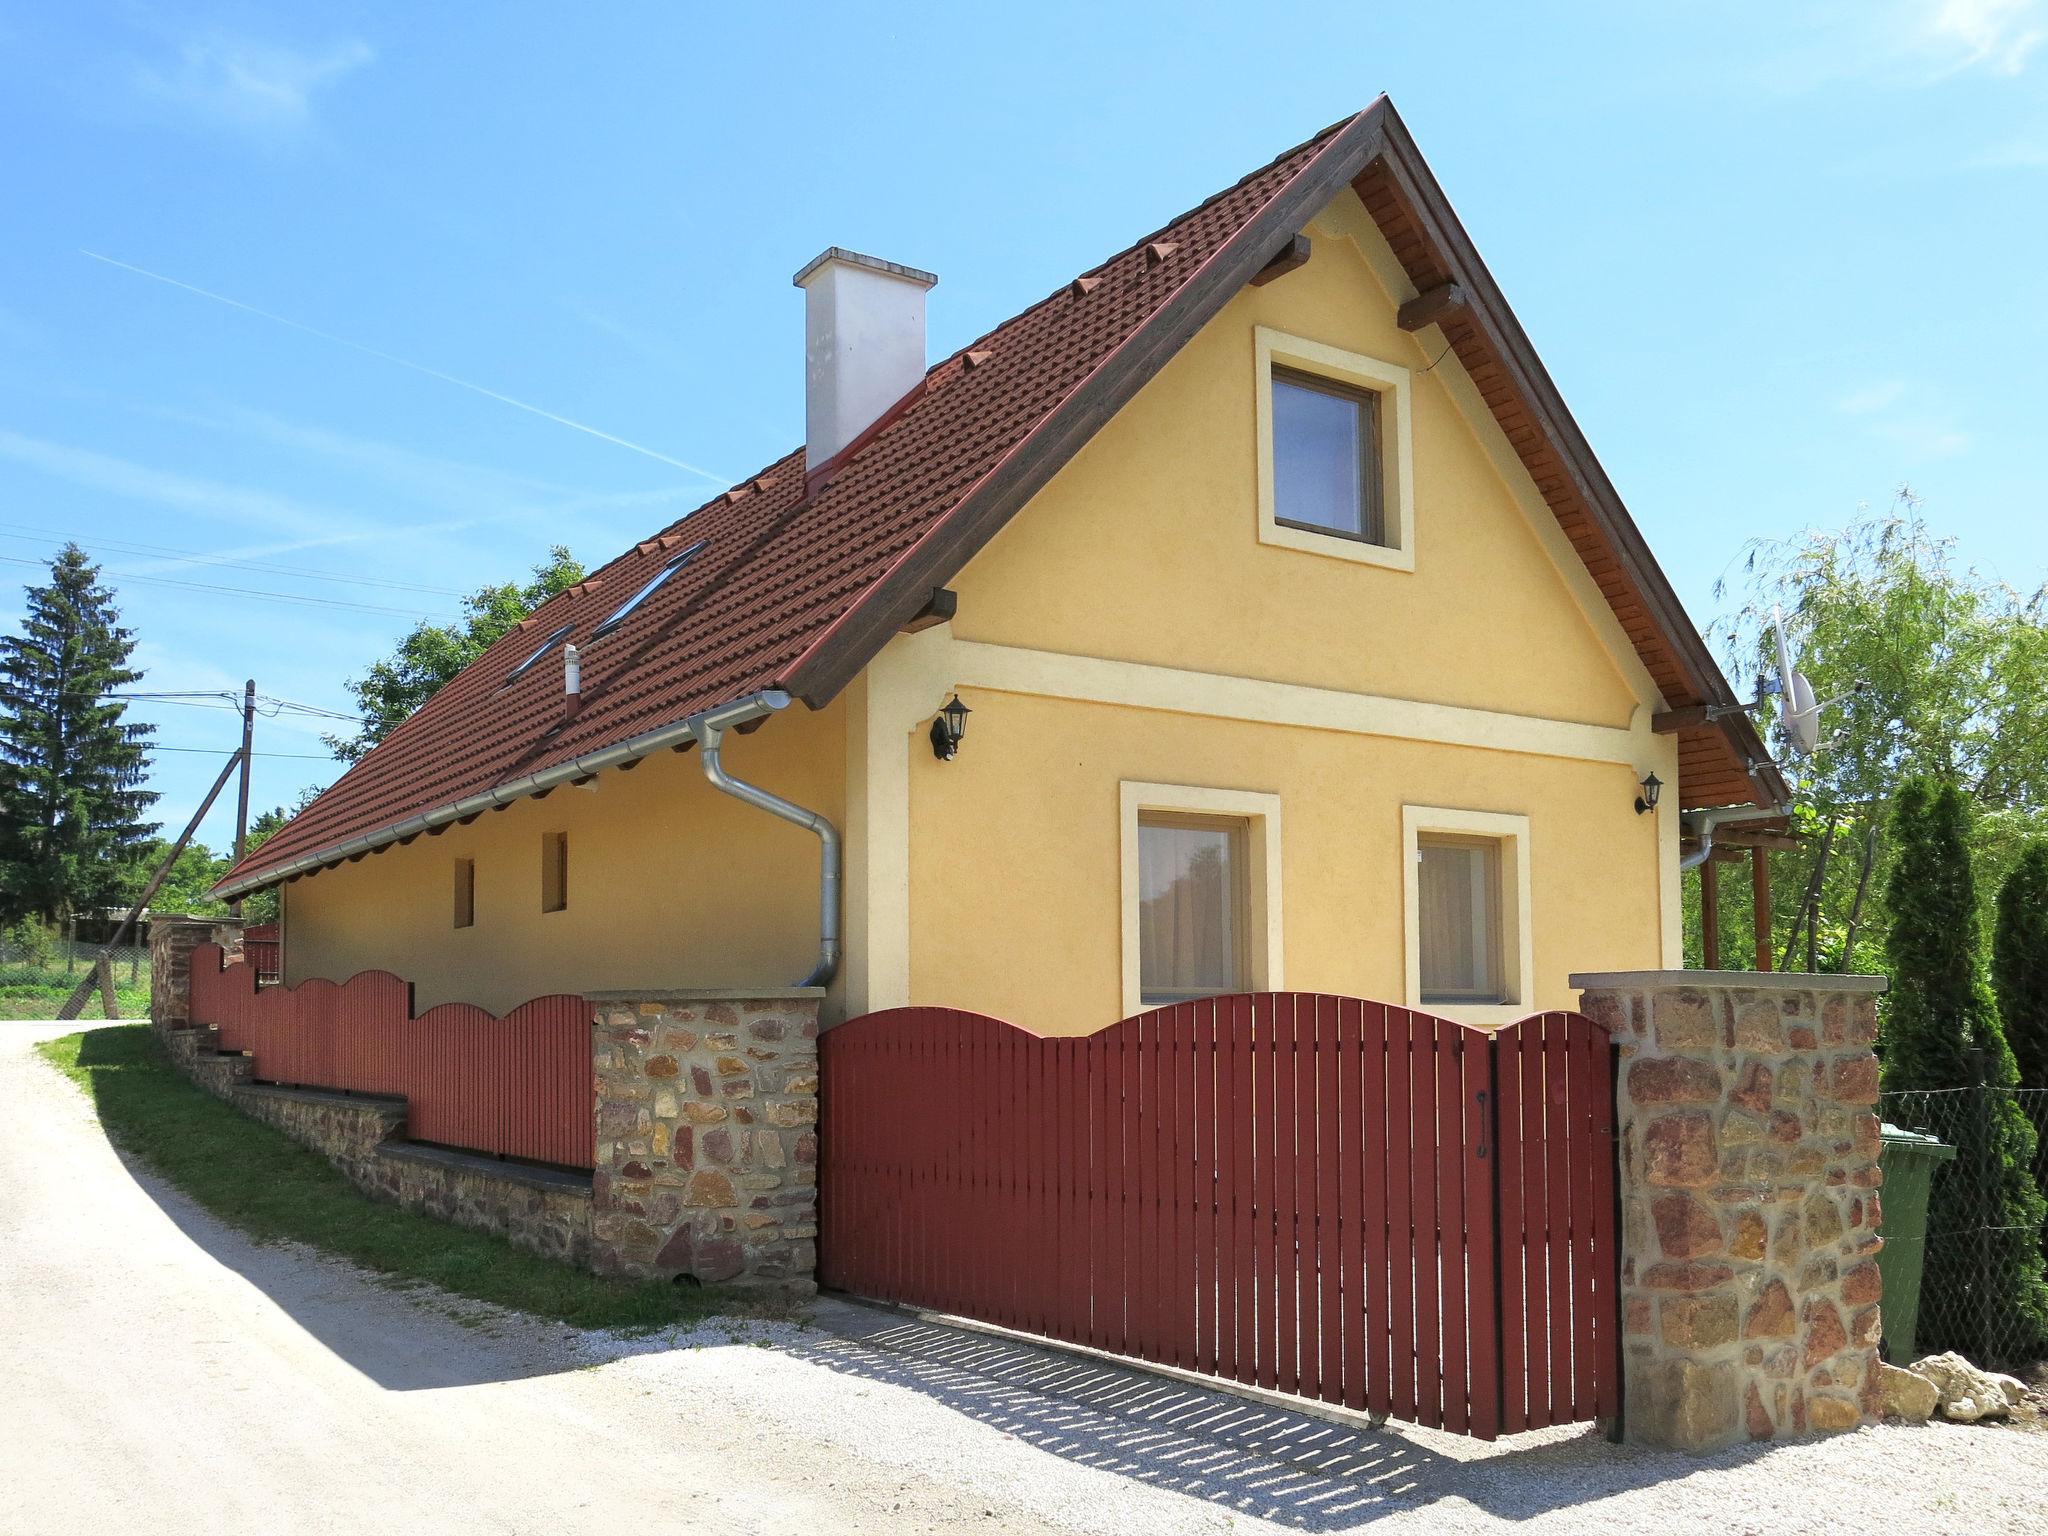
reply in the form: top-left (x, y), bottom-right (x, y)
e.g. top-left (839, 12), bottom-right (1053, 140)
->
top-left (1254, 326), bottom-right (1415, 572)
top-left (1401, 805), bottom-right (1532, 1026)
top-left (1120, 782), bottom-right (1283, 1017)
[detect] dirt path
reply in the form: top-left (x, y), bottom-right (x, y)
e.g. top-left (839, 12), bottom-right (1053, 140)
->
top-left (0, 1021), bottom-right (1062, 1536)
top-left (10, 1019), bottom-right (2048, 1535)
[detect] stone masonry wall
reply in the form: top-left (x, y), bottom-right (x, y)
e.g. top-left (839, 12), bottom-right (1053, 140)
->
top-left (1573, 970), bottom-right (1888, 1452)
top-left (149, 915), bottom-right (241, 1031)
top-left (589, 990), bottom-right (821, 1294)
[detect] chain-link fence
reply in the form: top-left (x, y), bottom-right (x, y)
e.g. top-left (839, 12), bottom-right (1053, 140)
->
top-left (0, 936), bottom-right (150, 1020)
top-left (1879, 1082), bottom-right (2048, 1370)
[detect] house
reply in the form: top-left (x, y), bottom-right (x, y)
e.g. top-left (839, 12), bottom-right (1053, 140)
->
top-left (211, 99), bottom-right (1786, 1034)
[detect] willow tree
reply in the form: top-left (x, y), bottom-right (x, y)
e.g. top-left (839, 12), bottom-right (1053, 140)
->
top-left (1701, 496), bottom-right (2048, 974)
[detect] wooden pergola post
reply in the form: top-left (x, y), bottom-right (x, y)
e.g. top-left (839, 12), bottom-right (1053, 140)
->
top-left (1700, 857), bottom-right (1720, 970)
top-left (1752, 844), bottom-right (1773, 973)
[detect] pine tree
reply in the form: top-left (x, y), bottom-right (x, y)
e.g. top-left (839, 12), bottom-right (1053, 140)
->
top-left (1993, 843), bottom-right (2048, 1092)
top-left (1883, 777), bottom-right (2048, 1361)
top-left (0, 544), bottom-right (158, 924)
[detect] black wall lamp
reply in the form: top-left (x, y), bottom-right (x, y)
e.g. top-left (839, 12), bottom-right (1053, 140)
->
top-left (930, 694), bottom-right (972, 761)
top-left (1634, 771), bottom-right (1663, 816)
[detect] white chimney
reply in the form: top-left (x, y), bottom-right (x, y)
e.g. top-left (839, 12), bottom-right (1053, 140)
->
top-left (793, 248), bottom-right (937, 469)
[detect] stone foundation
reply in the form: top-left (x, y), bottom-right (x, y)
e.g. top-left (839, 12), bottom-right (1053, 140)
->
top-left (156, 1018), bottom-right (593, 1264)
top-left (589, 989), bottom-right (821, 1294)
top-left (1574, 969), bottom-right (1888, 1451)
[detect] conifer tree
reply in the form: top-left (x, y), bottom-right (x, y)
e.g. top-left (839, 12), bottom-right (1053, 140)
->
top-left (1993, 842), bottom-right (2048, 1092)
top-left (0, 544), bottom-right (157, 923)
top-left (1883, 777), bottom-right (2048, 1360)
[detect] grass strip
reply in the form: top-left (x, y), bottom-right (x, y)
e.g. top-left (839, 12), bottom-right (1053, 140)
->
top-left (37, 1024), bottom-right (760, 1332)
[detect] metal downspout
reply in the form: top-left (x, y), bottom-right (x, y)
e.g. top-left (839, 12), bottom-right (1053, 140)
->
top-left (1679, 803), bottom-right (1787, 872)
top-left (686, 691), bottom-right (843, 988)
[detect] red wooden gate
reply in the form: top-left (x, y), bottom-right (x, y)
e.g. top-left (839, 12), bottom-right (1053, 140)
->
top-left (818, 995), bottom-right (1616, 1440)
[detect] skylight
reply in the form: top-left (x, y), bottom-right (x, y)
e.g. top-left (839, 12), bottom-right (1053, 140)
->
top-left (590, 541), bottom-right (707, 641)
top-left (505, 623), bottom-right (574, 683)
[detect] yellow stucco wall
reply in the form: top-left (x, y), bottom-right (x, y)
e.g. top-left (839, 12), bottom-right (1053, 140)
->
top-left (284, 699), bottom-right (845, 1014)
top-left (887, 185), bottom-right (1675, 1033)
top-left (947, 191), bottom-right (1643, 729)
top-left (904, 690), bottom-right (1665, 1034)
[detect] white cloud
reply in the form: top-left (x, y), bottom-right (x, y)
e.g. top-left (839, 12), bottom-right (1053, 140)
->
top-left (1836, 379), bottom-right (1908, 415)
top-left (1922, 0), bottom-right (2046, 75)
top-left (131, 33), bottom-right (372, 135)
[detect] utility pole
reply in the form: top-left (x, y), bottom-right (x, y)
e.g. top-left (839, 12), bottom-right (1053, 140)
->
top-left (231, 678), bottom-right (254, 919)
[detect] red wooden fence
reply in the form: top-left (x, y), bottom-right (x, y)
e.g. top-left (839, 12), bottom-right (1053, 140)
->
top-left (187, 943), bottom-right (594, 1169)
top-left (819, 995), bottom-right (1616, 1440)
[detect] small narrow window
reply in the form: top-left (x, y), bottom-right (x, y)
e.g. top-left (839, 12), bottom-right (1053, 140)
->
top-left (1272, 367), bottom-right (1385, 546)
top-left (1417, 835), bottom-right (1503, 1004)
top-left (1138, 812), bottom-right (1247, 1005)
top-left (452, 858), bottom-right (475, 929)
top-left (540, 832), bottom-right (568, 913)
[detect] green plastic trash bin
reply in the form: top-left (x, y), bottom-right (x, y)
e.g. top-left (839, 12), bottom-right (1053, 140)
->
top-left (1875, 1123), bottom-right (1958, 1363)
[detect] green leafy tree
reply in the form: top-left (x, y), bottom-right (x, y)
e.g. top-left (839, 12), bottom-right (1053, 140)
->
top-left (1884, 777), bottom-right (2048, 1360)
top-left (139, 840), bottom-right (232, 917)
top-left (324, 547), bottom-right (583, 762)
top-left (1699, 497), bottom-right (2048, 975)
top-left (1992, 843), bottom-right (2048, 1091)
top-left (0, 544), bottom-right (158, 924)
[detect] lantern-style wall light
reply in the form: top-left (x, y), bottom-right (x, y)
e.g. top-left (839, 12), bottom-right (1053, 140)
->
top-left (1634, 771), bottom-right (1663, 816)
top-left (930, 694), bottom-right (972, 761)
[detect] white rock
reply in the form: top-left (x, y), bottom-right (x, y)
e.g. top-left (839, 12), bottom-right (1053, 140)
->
top-left (1879, 1363), bottom-right (1939, 1424)
top-left (1908, 1352), bottom-right (2013, 1422)
top-left (1987, 1372), bottom-right (2029, 1408)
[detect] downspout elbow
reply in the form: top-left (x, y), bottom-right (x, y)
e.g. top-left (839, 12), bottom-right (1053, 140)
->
top-left (688, 692), bottom-right (842, 990)
top-left (1679, 803), bottom-right (1788, 872)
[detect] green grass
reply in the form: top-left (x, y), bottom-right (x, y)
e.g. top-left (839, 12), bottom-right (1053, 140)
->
top-left (37, 1024), bottom-right (770, 1332)
top-left (1, 968), bottom-right (148, 1019)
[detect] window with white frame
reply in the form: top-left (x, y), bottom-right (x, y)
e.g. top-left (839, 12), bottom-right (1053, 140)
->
top-left (1401, 806), bottom-right (1532, 1022)
top-left (1120, 783), bottom-right (1283, 1016)
top-left (1255, 326), bottom-right (1414, 571)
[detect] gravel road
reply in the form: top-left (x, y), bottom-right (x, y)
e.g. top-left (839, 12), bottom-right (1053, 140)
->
top-left (8, 1018), bottom-right (2048, 1535)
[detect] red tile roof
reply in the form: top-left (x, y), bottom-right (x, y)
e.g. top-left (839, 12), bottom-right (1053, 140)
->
top-left (217, 99), bottom-right (1780, 897)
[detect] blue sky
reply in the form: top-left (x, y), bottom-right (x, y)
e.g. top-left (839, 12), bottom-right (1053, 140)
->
top-left (4, 1), bottom-right (2045, 853)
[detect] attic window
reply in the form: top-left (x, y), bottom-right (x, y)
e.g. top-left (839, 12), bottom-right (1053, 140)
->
top-left (590, 541), bottom-right (707, 641)
top-left (505, 623), bottom-right (574, 683)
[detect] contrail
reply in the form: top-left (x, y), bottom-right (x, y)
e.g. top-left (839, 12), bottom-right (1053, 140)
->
top-left (81, 249), bottom-right (731, 485)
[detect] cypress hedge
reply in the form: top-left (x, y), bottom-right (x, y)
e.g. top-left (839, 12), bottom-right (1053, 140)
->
top-left (1883, 778), bottom-right (2048, 1362)
top-left (1993, 842), bottom-right (2048, 1093)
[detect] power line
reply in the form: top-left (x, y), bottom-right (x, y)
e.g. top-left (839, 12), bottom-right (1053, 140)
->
top-left (151, 744), bottom-right (335, 760)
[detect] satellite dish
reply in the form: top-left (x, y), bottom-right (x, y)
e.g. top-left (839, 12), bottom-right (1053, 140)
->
top-left (1772, 608), bottom-right (1821, 759)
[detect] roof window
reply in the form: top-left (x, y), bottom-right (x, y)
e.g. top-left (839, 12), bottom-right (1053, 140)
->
top-left (505, 623), bottom-right (574, 683)
top-left (590, 541), bottom-right (706, 641)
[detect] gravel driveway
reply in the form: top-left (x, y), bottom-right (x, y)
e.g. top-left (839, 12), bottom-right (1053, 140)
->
top-left (8, 1018), bottom-right (2048, 1535)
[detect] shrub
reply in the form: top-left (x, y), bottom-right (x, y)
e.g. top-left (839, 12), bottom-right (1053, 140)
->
top-left (1993, 842), bottom-right (2048, 1093)
top-left (1884, 777), bottom-right (2048, 1361)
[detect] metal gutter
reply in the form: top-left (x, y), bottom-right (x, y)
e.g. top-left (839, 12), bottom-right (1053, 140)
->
top-left (1678, 803), bottom-right (1788, 873)
top-left (212, 708), bottom-right (730, 901)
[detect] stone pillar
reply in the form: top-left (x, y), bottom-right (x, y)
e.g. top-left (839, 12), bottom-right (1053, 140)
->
top-left (588, 989), bottom-right (821, 1294)
top-left (1572, 969), bottom-right (1888, 1451)
top-left (147, 915), bottom-right (242, 1034)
